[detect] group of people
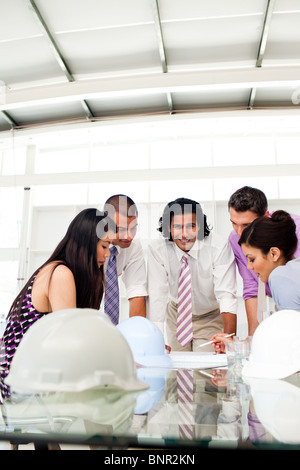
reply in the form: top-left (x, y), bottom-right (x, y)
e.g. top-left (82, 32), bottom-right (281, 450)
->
top-left (1, 186), bottom-right (300, 391)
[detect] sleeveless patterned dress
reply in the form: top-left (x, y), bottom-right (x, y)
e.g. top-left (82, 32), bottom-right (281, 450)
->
top-left (0, 273), bottom-right (49, 400)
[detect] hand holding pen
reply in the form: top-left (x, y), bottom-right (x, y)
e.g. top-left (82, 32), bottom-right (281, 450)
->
top-left (198, 332), bottom-right (235, 354)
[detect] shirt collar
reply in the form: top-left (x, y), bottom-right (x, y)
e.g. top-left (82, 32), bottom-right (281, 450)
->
top-left (173, 239), bottom-right (199, 261)
top-left (111, 244), bottom-right (120, 255)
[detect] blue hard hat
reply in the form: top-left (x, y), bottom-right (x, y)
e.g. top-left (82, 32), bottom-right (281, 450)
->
top-left (134, 367), bottom-right (167, 414)
top-left (117, 316), bottom-right (172, 368)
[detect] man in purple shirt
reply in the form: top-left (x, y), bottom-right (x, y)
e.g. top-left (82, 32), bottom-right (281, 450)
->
top-left (228, 186), bottom-right (300, 335)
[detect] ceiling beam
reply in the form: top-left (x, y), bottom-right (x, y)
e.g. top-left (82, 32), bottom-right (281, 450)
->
top-left (2, 66), bottom-right (300, 112)
top-left (27, 0), bottom-right (94, 120)
top-left (1, 110), bottom-right (19, 128)
top-left (151, 0), bottom-right (173, 113)
top-left (1, 79), bottom-right (18, 128)
top-left (27, 0), bottom-right (74, 82)
top-left (256, 0), bottom-right (276, 67)
top-left (152, 0), bottom-right (168, 73)
top-left (248, 0), bottom-right (276, 109)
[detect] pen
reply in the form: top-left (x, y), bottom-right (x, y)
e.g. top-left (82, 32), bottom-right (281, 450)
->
top-left (199, 370), bottom-right (214, 378)
top-left (198, 332), bottom-right (235, 348)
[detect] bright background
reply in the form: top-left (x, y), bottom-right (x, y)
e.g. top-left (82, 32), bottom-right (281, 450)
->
top-left (1, 109), bottom-right (300, 334)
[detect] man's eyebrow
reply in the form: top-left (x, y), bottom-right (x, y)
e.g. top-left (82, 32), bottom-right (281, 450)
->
top-left (230, 219), bottom-right (250, 226)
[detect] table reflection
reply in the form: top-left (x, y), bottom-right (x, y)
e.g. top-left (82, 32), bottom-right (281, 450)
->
top-left (130, 364), bottom-right (300, 447)
top-left (1, 388), bottom-right (136, 438)
top-left (0, 363), bottom-right (300, 449)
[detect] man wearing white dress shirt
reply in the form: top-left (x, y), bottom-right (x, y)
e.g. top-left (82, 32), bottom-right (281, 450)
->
top-left (147, 198), bottom-right (237, 351)
top-left (103, 194), bottom-right (147, 319)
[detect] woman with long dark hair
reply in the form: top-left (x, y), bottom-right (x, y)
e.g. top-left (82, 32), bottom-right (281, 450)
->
top-left (0, 208), bottom-right (114, 397)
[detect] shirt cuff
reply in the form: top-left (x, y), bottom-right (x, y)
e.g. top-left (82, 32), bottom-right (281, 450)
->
top-left (126, 285), bottom-right (148, 300)
top-left (219, 298), bottom-right (238, 314)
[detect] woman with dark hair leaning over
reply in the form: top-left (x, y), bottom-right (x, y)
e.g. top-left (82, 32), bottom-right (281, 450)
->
top-left (212, 210), bottom-right (299, 354)
top-left (239, 210), bottom-right (299, 312)
top-left (0, 208), bottom-right (115, 399)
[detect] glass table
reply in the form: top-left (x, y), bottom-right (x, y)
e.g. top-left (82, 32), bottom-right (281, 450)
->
top-left (0, 354), bottom-right (300, 451)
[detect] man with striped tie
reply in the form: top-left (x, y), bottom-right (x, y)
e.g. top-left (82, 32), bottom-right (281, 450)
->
top-left (147, 198), bottom-right (237, 351)
top-left (103, 194), bottom-right (148, 324)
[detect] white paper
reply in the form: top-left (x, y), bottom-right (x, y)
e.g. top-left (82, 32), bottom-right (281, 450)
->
top-left (170, 351), bottom-right (227, 369)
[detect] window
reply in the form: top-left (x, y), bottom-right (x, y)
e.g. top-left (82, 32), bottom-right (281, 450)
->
top-left (213, 177), bottom-right (279, 201)
top-left (32, 184), bottom-right (89, 206)
top-left (1, 147), bottom-right (26, 175)
top-left (91, 143), bottom-right (149, 171)
top-left (35, 145), bottom-right (89, 173)
top-left (276, 136), bottom-right (300, 164)
top-left (0, 261), bottom-right (18, 322)
top-left (150, 138), bottom-right (212, 168)
top-left (149, 179), bottom-right (213, 203)
top-left (0, 187), bottom-right (23, 247)
top-left (213, 135), bottom-right (275, 166)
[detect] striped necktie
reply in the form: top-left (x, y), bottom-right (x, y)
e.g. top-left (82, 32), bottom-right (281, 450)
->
top-left (104, 246), bottom-right (119, 325)
top-left (177, 369), bottom-right (194, 440)
top-left (176, 253), bottom-right (193, 347)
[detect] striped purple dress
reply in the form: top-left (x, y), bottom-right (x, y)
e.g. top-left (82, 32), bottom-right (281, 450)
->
top-left (0, 273), bottom-right (49, 399)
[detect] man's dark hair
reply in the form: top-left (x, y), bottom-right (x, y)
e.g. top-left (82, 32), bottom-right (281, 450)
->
top-left (104, 194), bottom-right (138, 218)
top-left (157, 197), bottom-right (211, 241)
top-left (228, 186), bottom-right (268, 216)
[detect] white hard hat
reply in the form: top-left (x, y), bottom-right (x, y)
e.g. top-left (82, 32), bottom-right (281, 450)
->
top-left (5, 308), bottom-right (148, 394)
top-left (117, 316), bottom-right (172, 368)
top-left (242, 310), bottom-right (300, 380)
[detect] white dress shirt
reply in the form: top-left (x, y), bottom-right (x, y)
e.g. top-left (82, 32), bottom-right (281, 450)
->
top-left (147, 234), bottom-right (237, 333)
top-left (104, 238), bottom-right (148, 300)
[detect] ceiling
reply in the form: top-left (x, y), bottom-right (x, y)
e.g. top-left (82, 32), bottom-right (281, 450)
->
top-left (0, 0), bottom-right (300, 133)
